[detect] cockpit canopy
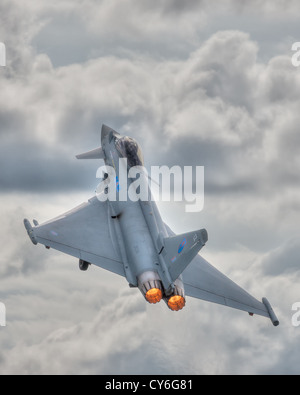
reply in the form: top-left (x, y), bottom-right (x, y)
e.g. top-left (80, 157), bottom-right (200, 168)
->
top-left (115, 136), bottom-right (144, 168)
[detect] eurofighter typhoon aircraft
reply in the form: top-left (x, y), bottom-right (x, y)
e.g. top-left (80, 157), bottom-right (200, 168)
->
top-left (24, 125), bottom-right (279, 326)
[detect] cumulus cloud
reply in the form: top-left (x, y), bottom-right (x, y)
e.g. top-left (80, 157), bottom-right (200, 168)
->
top-left (260, 237), bottom-right (300, 276)
top-left (2, 28), bottom-right (300, 201)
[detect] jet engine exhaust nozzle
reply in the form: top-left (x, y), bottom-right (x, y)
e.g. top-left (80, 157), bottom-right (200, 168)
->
top-left (138, 271), bottom-right (163, 304)
top-left (167, 294), bottom-right (186, 311)
top-left (166, 278), bottom-right (186, 311)
top-left (145, 287), bottom-right (163, 304)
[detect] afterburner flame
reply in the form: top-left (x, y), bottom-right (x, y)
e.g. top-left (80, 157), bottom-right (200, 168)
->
top-left (168, 295), bottom-right (186, 311)
top-left (145, 288), bottom-right (163, 304)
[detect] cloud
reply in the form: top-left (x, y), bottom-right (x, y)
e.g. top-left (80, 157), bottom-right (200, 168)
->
top-left (223, 0), bottom-right (300, 16)
top-left (1, 28), bottom-right (300, 200)
top-left (1, 265), bottom-right (299, 375)
top-left (260, 237), bottom-right (300, 276)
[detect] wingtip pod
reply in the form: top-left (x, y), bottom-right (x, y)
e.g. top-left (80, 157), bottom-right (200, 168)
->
top-left (24, 219), bottom-right (38, 245)
top-left (262, 297), bottom-right (280, 327)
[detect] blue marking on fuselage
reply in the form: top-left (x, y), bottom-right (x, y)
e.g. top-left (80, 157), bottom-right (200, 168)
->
top-left (178, 238), bottom-right (187, 254)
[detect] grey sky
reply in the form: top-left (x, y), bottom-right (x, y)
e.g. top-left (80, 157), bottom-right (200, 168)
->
top-left (0, 0), bottom-right (300, 375)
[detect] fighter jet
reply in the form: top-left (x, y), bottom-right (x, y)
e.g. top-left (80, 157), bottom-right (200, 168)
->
top-left (24, 125), bottom-right (279, 326)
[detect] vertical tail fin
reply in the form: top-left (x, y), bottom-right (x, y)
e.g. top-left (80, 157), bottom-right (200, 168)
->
top-left (161, 229), bottom-right (208, 281)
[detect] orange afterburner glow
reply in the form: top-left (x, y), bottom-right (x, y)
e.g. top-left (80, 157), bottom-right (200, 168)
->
top-left (168, 295), bottom-right (186, 311)
top-left (145, 288), bottom-right (163, 304)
